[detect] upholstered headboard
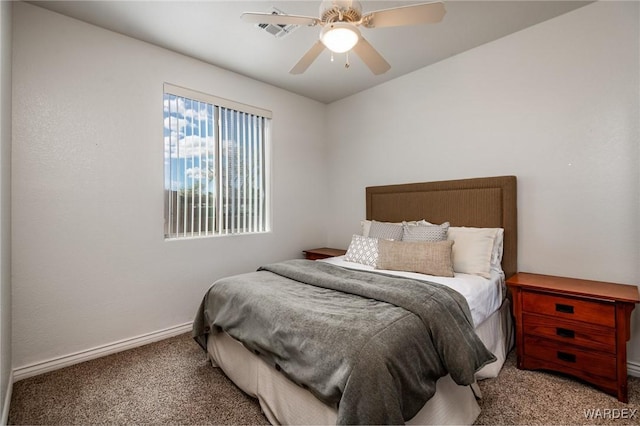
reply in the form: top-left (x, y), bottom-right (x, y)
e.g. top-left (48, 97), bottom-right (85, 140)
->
top-left (366, 176), bottom-right (517, 278)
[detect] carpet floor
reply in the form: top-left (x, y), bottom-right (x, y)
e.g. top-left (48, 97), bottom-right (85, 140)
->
top-left (8, 332), bottom-right (640, 425)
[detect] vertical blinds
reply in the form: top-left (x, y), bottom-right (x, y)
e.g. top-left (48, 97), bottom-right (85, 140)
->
top-left (164, 84), bottom-right (271, 239)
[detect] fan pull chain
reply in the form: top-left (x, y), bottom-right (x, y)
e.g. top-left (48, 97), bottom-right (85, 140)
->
top-left (345, 51), bottom-right (350, 69)
top-left (330, 52), bottom-right (334, 62)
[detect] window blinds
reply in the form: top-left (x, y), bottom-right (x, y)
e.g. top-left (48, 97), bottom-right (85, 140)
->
top-left (164, 84), bottom-right (270, 239)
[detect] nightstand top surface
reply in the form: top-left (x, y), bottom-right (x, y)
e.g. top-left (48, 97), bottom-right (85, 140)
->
top-left (507, 272), bottom-right (640, 304)
top-left (303, 247), bottom-right (347, 256)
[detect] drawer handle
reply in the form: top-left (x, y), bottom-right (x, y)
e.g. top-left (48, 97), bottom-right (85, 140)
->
top-left (557, 351), bottom-right (576, 363)
top-left (556, 328), bottom-right (575, 339)
top-left (555, 303), bottom-right (574, 314)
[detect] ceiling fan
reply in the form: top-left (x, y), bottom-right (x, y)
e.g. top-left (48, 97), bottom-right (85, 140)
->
top-left (241, 1), bottom-right (446, 75)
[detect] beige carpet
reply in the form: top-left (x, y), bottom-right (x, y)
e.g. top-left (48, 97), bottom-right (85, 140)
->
top-left (475, 352), bottom-right (639, 425)
top-left (9, 332), bottom-right (640, 425)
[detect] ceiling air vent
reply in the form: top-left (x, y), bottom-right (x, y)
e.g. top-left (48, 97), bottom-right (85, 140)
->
top-left (256, 7), bottom-right (299, 38)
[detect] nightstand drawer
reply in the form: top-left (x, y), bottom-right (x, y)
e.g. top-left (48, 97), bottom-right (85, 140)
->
top-left (508, 272), bottom-right (639, 402)
top-left (522, 313), bottom-right (616, 354)
top-left (524, 336), bottom-right (617, 380)
top-left (521, 291), bottom-right (615, 327)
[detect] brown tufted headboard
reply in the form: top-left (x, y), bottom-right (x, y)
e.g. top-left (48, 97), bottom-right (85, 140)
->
top-left (366, 176), bottom-right (517, 279)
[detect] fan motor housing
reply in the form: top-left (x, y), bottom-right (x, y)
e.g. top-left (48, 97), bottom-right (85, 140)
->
top-left (319, 0), bottom-right (362, 23)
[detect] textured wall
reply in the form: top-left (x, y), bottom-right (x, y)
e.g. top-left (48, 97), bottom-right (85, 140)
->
top-left (1, 0), bottom-right (12, 418)
top-left (11, 2), bottom-right (328, 370)
top-left (326, 2), bottom-right (640, 363)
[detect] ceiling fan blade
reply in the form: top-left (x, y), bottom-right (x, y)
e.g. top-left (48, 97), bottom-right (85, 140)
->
top-left (241, 12), bottom-right (319, 27)
top-left (352, 37), bottom-right (391, 75)
top-left (290, 41), bottom-right (326, 75)
top-left (362, 2), bottom-right (446, 28)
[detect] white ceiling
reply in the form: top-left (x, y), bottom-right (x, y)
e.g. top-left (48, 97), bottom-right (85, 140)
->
top-left (28, 0), bottom-right (591, 103)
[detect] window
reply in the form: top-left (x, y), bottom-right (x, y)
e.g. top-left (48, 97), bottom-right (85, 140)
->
top-left (163, 84), bottom-right (271, 239)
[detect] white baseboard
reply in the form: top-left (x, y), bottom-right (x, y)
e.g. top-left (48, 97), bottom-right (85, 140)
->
top-left (13, 322), bottom-right (192, 382)
top-left (1, 370), bottom-right (13, 426)
top-left (628, 360), bottom-right (640, 378)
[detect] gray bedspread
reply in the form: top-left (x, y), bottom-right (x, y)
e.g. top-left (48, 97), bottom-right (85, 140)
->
top-left (193, 259), bottom-right (495, 425)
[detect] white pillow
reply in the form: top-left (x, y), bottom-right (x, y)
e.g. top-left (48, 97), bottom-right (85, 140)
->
top-left (491, 228), bottom-right (505, 272)
top-left (447, 227), bottom-right (500, 278)
top-left (361, 220), bottom-right (372, 237)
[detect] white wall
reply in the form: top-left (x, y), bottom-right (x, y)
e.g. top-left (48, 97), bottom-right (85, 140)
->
top-left (0, 0), bottom-right (12, 419)
top-left (326, 2), bottom-right (640, 362)
top-left (11, 2), bottom-right (328, 370)
top-left (10, 0), bottom-right (640, 379)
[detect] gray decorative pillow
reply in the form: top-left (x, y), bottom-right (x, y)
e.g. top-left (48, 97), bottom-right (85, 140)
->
top-left (376, 239), bottom-right (455, 277)
top-left (402, 221), bottom-right (450, 242)
top-left (368, 220), bottom-right (403, 241)
top-left (344, 234), bottom-right (379, 267)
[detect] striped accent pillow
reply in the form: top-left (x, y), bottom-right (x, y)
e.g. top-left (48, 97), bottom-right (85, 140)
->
top-left (402, 221), bottom-right (449, 242)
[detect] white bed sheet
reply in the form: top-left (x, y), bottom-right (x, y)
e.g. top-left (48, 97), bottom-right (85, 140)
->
top-left (320, 255), bottom-right (504, 327)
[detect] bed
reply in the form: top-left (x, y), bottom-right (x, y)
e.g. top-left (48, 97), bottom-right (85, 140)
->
top-left (193, 175), bottom-right (517, 425)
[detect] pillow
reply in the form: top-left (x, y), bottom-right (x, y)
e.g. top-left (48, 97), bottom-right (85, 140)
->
top-left (361, 220), bottom-right (422, 237)
top-left (402, 221), bottom-right (449, 242)
top-left (447, 227), bottom-right (499, 278)
top-left (368, 220), bottom-right (403, 241)
top-left (376, 239), bottom-right (455, 277)
top-left (344, 234), bottom-right (379, 267)
top-left (491, 228), bottom-right (505, 272)
top-left (360, 220), bottom-right (373, 237)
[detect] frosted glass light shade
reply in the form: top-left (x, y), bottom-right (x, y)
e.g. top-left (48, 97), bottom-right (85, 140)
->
top-left (320, 22), bottom-right (360, 53)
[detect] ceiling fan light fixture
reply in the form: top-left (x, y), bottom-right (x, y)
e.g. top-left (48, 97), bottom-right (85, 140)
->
top-left (243, 1), bottom-right (447, 75)
top-left (320, 22), bottom-right (360, 53)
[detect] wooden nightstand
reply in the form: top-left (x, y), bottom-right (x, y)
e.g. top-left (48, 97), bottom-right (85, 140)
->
top-left (507, 272), bottom-right (639, 402)
top-left (303, 247), bottom-right (347, 260)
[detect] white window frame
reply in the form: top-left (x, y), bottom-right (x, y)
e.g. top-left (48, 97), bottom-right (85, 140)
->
top-left (163, 83), bottom-right (271, 239)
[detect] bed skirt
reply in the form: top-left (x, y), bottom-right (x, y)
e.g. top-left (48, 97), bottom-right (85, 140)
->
top-left (205, 297), bottom-right (513, 425)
